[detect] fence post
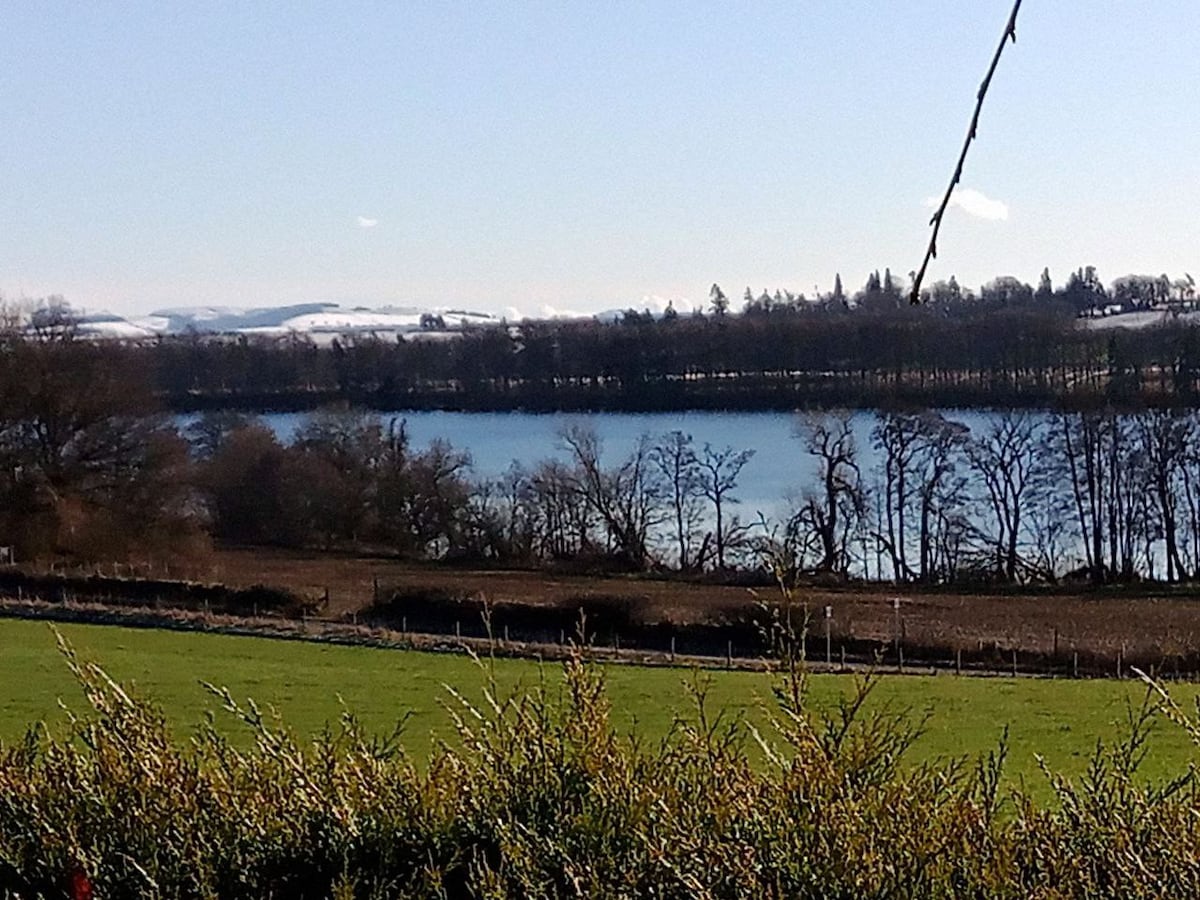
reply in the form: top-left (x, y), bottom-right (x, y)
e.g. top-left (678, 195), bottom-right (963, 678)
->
top-left (670, 635), bottom-right (676, 662)
top-left (560, 628), bottom-right (565, 646)
top-left (726, 640), bottom-right (733, 669)
top-left (1116, 647), bottom-right (1123, 679)
top-left (840, 645), bottom-right (846, 672)
top-left (1011, 649), bottom-right (1018, 678)
top-left (504, 624), bottom-right (510, 645)
top-left (1073, 650), bottom-right (1079, 679)
top-left (892, 597), bottom-right (902, 668)
top-left (402, 615), bottom-right (407, 636)
top-left (824, 605), bottom-right (832, 666)
top-left (956, 647), bottom-right (962, 676)
top-left (455, 620), bottom-right (461, 640)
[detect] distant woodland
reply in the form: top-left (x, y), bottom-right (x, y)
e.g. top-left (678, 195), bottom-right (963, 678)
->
top-left (12, 296), bottom-right (1200, 588)
top-left (24, 267), bottom-right (1195, 414)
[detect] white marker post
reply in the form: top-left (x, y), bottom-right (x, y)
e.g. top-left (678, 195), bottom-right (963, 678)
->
top-left (824, 605), bottom-right (833, 666)
top-left (892, 597), bottom-right (902, 670)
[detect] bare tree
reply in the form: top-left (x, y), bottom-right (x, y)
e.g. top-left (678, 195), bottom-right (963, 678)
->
top-left (1055, 412), bottom-right (1145, 583)
top-left (878, 410), bottom-right (979, 580)
top-left (872, 412), bottom-right (923, 581)
top-left (485, 462), bottom-right (539, 563)
top-left (0, 305), bottom-right (201, 561)
top-left (650, 431), bottom-right (703, 570)
top-left (1178, 414), bottom-right (1200, 577)
top-left (872, 411), bottom-right (971, 583)
top-left (524, 459), bottom-right (596, 560)
top-left (559, 424), bottom-right (665, 570)
top-left (402, 439), bottom-right (473, 558)
top-left (912, 413), bottom-right (971, 582)
top-left (697, 442), bottom-right (755, 570)
top-left (792, 412), bottom-right (865, 576)
top-left (1137, 410), bottom-right (1192, 582)
top-left (291, 408), bottom-right (386, 546)
top-left (964, 412), bottom-right (1043, 581)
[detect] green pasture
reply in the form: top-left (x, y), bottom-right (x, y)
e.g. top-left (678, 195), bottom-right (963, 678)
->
top-left (2, 618), bottom-right (1198, 792)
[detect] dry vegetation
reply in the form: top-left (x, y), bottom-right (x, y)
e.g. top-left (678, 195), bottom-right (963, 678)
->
top-left (130, 547), bottom-right (1200, 670)
top-left (4, 630), bottom-right (1200, 898)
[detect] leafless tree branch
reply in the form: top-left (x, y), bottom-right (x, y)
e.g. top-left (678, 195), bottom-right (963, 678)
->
top-left (910, 0), bottom-right (1023, 304)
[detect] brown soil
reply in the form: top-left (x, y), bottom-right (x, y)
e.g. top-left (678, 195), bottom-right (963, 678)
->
top-left (180, 547), bottom-right (1200, 663)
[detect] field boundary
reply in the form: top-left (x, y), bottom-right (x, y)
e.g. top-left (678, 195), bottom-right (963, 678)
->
top-left (0, 595), bottom-right (1151, 680)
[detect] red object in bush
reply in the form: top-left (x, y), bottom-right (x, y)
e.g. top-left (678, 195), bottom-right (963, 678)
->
top-left (67, 864), bottom-right (93, 900)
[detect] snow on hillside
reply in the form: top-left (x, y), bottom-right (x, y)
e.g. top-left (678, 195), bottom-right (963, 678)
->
top-left (62, 303), bottom-right (502, 340)
top-left (1081, 309), bottom-right (1200, 330)
top-left (56, 299), bottom-right (1200, 341)
top-left (54, 295), bottom-right (702, 340)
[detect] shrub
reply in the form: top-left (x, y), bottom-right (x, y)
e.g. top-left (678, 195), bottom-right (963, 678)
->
top-left (1, 634), bottom-right (1199, 897)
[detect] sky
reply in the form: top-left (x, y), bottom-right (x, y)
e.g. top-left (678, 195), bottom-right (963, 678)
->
top-left (2, 1), bottom-right (1196, 319)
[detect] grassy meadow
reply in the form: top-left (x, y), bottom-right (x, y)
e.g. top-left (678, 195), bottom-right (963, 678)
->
top-left (2, 617), bottom-right (1198, 790)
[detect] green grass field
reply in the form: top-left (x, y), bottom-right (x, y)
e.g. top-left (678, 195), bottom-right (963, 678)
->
top-left (3, 617), bottom-right (1198, 792)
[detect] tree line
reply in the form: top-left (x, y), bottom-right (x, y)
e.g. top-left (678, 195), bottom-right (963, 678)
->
top-left (10, 265), bottom-right (1200, 414)
top-left (100, 304), bottom-right (1200, 413)
top-left (12, 316), bottom-right (1200, 586)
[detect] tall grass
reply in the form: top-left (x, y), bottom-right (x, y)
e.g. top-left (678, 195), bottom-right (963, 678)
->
top-left (2, 630), bottom-right (1199, 898)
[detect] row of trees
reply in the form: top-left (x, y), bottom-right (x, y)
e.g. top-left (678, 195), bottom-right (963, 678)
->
top-left (695, 266), bottom-right (1195, 319)
top-left (96, 305), bottom-right (1200, 413)
top-left (193, 411), bottom-right (756, 573)
top-left (14, 272), bottom-right (1200, 416)
top-left (780, 408), bottom-right (1200, 586)
top-left (10, 312), bottom-right (1200, 584)
top-left (12, 360), bottom-right (1200, 588)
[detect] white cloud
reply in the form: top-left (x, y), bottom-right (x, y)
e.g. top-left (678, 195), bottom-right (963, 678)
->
top-left (923, 187), bottom-right (1009, 222)
top-left (356, 216), bottom-right (379, 229)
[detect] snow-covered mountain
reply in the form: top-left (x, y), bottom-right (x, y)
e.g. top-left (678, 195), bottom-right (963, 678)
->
top-left (61, 303), bottom-right (502, 340)
top-left (47, 295), bottom-right (700, 340)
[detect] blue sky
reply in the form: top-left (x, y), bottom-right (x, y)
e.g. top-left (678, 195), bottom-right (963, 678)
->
top-left (2, 1), bottom-right (1196, 317)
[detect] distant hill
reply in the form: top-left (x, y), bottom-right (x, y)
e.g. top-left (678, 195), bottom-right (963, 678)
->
top-left (62, 302), bottom-right (502, 339)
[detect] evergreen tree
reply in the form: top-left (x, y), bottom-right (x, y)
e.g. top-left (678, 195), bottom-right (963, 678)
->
top-left (832, 273), bottom-right (845, 304)
top-left (883, 268), bottom-right (896, 295)
top-left (709, 284), bottom-right (729, 317)
top-left (1035, 268), bottom-right (1053, 304)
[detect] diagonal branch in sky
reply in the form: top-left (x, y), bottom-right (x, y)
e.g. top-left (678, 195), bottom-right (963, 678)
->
top-left (910, 0), bottom-right (1023, 304)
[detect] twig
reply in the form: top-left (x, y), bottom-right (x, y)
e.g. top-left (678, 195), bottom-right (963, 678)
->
top-left (910, 0), bottom-right (1023, 304)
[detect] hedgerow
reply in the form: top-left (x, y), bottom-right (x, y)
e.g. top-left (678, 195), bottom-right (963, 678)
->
top-left (1, 631), bottom-right (1198, 898)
